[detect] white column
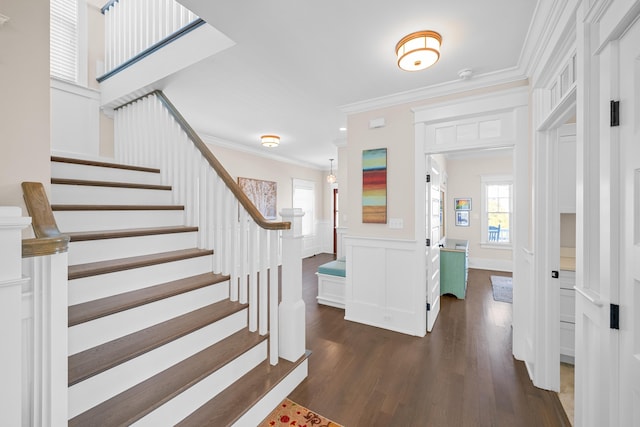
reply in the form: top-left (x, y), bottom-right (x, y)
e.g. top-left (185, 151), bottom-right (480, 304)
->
top-left (0, 207), bottom-right (31, 427)
top-left (278, 208), bottom-right (305, 362)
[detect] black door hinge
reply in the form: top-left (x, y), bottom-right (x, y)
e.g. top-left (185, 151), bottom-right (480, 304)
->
top-left (426, 238), bottom-right (431, 247)
top-left (426, 174), bottom-right (431, 183)
top-left (611, 100), bottom-right (620, 127)
top-left (551, 270), bottom-right (559, 279)
top-left (426, 303), bottom-right (431, 311)
top-left (610, 303), bottom-right (620, 330)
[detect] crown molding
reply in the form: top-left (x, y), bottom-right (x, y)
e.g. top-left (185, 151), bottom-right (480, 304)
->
top-left (200, 132), bottom-right (323, 171)
top-left (339, 68), bottom-right (528, 115)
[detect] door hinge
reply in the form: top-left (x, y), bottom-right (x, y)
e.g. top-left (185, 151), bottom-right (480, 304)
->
top-left (610, 303), bottom-right (620, 330)
top-left (551, 270), bottom-right (559, 279)
top-left (426, 238), bottom-right (431, 247)
top-left (610, 100), bottom-right (620, 127)
top-left (426, 303), bottom-right (431, 311)
top-left (426, 174), bottom-right (431, 183)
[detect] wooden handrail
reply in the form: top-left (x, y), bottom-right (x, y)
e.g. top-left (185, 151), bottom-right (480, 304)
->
top-left (21, 182), bottom-right (70, 257)
top-left (129, 90), bottom-right (291, 231)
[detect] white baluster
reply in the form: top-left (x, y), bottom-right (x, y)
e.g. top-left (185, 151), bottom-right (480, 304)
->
top-left (259, 227), bottom-right (268, 336)
top-left (239, 209), bottom-right (248, 304)
top-left (269, 230), bottom-right (280, 365)
top-left (249, 222), bottom-right (258, 332)
top-left (230, 198), bottom-right (239, 302)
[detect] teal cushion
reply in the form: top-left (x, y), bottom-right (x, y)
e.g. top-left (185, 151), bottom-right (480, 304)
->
top-left (318, 260), bottom-right (346, 277)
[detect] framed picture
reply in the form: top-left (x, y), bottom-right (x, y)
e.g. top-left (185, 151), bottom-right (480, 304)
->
top-left (238, 177), bottom-right (277, 220)
top-left (454, 198), bottom-right (472, 211)
top-left (362, 148), bottom-right (387, 224)
top-left (455, 210), bottom-right (470, 227)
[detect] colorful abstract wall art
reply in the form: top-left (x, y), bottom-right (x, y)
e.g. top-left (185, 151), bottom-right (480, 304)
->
top-left (362, 148), bottom-right (387, 224)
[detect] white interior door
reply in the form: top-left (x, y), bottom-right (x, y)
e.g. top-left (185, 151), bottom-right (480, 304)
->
top-left (618, 17), bottom-right (640, 427)
top-left (426, 156), bottom-right (441, 332)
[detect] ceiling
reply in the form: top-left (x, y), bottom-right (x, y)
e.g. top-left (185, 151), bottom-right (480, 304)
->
top-left (163, 0), bottom-right (539, 170)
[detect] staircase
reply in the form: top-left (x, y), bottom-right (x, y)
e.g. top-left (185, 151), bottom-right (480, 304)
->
top-left (50, 156), bottom-right (308, 426)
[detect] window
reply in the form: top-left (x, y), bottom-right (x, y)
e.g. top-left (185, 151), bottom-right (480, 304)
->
top-left (292, 179), bottom-right (315, 236)
top-left (482, 175), bottom-right (512, 246)
top-left (50, 0), bottom-right (86, 85)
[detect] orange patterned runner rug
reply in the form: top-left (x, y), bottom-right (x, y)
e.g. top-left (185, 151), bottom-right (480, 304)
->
top-left (258, 398), bottom-right (344, 427)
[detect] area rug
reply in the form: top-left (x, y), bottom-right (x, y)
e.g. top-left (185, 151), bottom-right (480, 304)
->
top-left (259, 398), bottom-right (343, 427)
top-left (491, 275), bottom-right (513, 303)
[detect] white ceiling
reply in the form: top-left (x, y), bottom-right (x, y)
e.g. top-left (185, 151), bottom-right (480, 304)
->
top-left (164, 0), bottom-right (539, 170)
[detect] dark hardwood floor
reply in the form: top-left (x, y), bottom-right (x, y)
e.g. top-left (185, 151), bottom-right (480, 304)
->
top-left (288, 253), bottom-right (570, 427)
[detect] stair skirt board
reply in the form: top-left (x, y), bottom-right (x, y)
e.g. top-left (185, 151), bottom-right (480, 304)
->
top-left (68, 231), bottom-right (199, 265)
top-left (68, 282), bottom-right (230, 355)
top-left (51, 161), bottom-right (163, 185)
top-left (68, 310), bottom-right (248, 418)
top-left (52, 184), bottom-right (173, 205)
top-left (232, 359), bottom-right (309, 427)
top-left (54, 209), bottom-right (185, 232)
top-left (68, 256), bottom-right (214, 305)
top-left (130, 341), bottom-right (268, 427)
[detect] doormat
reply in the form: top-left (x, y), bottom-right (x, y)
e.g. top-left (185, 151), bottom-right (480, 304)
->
top-left (491, 275), bottom-right (513, 303)
top-left (259, 398), bottom-right (343, 427)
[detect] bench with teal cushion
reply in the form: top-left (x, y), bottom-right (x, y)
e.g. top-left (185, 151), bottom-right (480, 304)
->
top-left (317, 259), bottom-right (346, 277)
top-left (316, 258), bottom-right (346, 309)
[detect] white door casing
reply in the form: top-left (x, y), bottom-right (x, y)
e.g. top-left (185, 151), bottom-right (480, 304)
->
top-left (617, 15), bottom-right (640, 427)
top-left (426, 156), bottom-right (441, 332)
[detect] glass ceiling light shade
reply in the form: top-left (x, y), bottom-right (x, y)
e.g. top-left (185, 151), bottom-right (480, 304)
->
top-left (260, 134), bottom-right (280, 147)
top-left (395, 30), bottom-right (442, 71)
top-left (327, 158), bottom-right (336, 184)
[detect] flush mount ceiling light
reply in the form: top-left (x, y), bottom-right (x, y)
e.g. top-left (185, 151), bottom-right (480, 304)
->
top-left (395, 30), bottom-right (442, 71)
top-left (327, 158), bottom-right (337, 184)
top-left (260, 134), bottom-right (280, 148)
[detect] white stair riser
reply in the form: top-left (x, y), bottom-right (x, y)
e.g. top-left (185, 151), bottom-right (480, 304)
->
top-left (69, 281), bottom-right (229, 355)
top-left (68, 309), bottom-right (247, 419)
top-left (52, 184), bottom-right (173, 206)
top-left (68, 232), bottom-right (199, 265)
top-left (52, 161), bottom-right (163, 186)
top-left (54, 209), bottom-right (185, 232)
top-left (232, 360), bottom-right (309, 427)
top-left (69, 255), bottom-right (213, 305)
top-left (132, 340), bottom-right (268, 427)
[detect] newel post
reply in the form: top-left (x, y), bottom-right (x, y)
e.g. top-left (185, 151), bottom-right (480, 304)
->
top-left (278, 208), bottom-right (305, 362)
top-left (0, 207), bottom-right (31, 426)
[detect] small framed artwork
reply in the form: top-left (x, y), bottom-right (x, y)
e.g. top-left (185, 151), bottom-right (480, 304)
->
top-left (454, 198), bottom-right (472, 211)
top-left (455, 210), bottom-right (470, 227)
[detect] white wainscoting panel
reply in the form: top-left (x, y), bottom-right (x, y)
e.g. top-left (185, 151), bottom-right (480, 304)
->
top-left (344, 237), bottom-right (422, 336)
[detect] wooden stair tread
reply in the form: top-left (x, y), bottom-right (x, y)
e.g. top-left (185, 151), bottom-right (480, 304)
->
top-left (68, 299), bottom-right (248, 386)
top-left (176, 351), bottom-right (311, 427)
top-left (66, 225), bottom-right (199, 242)
top-left (69, 272), bottom-right (230, 326)
top-left (68, 248), bottom-right (213, 280)
top-left (68, 329), bottom-right (265, 427)
top-left (52, 204), bottom-right (184, 211)
top-left (51, 156), bottom-right (161, 173)
top-left (52, 177), bottom-right (172, 191)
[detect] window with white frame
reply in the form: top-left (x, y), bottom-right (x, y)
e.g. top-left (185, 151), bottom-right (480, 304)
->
top-left (481, 175), bottom-right (512, 245)
top-left (292, 179), bottom-right (315, 236)
top-left (50, 0), bottom-right (87, 85)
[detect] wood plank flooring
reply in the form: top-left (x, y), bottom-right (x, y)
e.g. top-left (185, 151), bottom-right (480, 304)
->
top-left (288, 253), bottom-right (570, 427)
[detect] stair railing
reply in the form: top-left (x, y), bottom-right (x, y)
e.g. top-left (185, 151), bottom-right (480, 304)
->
top-left (113, 91), bottom-right (306, 365)
top-left (99, 0), bottom-right (202, 80)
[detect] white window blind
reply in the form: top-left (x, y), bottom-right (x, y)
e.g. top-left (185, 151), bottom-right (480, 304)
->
top-left (50, 0), bottom-right (78, 83)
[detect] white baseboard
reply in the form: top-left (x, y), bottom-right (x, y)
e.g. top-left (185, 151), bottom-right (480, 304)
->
top-left (468, 257), bottom-right (513, 272)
